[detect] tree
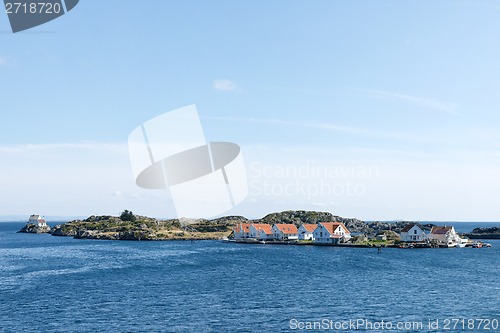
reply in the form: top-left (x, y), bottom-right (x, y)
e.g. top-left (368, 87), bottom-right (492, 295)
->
top-left (120, 210), bottom-right (136, 222)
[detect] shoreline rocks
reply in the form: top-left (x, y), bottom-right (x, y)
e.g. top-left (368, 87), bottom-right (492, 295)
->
top-left (18, 223), bottom-right (51, 234)
top-left (464, 227), bottom-right (500, 240)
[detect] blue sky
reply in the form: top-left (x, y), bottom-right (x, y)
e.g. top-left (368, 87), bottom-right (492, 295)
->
top-left (1, 1), bottom-right (500, 221)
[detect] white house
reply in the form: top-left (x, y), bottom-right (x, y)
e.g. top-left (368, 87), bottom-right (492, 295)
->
top-left (272, 224), bottom-right (299, 240)
top-left (232, 223), bottom-right (251, 239)
top-left (313, 222), bottom-right (351, 244)
top-left (298, 224), bottom-right (317, 241)
top-left (28, 214), bottom-right (47, 227)
top-left (428, 226), bottom-right (461, 247)
top-left (400, 223), bottom-right (427, 242)
top-left (249, 224), bottom-right (274, 240)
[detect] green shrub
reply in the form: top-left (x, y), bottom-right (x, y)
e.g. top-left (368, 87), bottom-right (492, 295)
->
top-left (120, 210), bottom-right (137, 222)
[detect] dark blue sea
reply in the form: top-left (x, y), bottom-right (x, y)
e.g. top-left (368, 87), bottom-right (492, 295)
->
top-left (0, 222), bottom-right (499, 333)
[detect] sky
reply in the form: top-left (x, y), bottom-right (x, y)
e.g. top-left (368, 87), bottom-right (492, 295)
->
top-left (1, 0), bottom-right (500, 221)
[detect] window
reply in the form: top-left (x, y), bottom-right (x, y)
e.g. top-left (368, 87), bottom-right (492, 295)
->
top-left (414, 229), bottom-right (417, 234)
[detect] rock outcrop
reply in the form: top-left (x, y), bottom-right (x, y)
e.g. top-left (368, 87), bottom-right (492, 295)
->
top-left (49, 214), bottom-right (236, 241)
top-left (259, 210), bottom-right (366, 231)
top-left (464, 227), bottom-right (500, 239)
top-left (18, 223), bottom-right (51, 234)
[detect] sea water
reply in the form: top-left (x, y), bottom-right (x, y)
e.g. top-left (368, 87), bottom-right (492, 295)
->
top-left (0, 222), bottom-right (498, 333)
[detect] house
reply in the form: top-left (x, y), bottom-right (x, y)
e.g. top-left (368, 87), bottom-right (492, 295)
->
top-left (313, 222), bottom-right (351, 244)
top-left (298, 224), bottom-right (317, 241)
top-left (232, 223), bottom-right (251, 239)
top-left (28, 214), bottom-right (47, 227)
top-left (272, 224), bottom-right (299, 240)
top-left (400, 223), bottom-right (427, 242)
top-left (249, 224), bottom-right (274, 240)
top-left (428, 225), bottom-right (461, 247)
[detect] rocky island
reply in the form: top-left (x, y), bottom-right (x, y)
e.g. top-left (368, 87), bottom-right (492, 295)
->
top-left (49, 210), bottom-right (244, 241)
top-left (18, 214), bottom-right (51, 234)
top-left (18, 223), bottom-right (51, 234)
top-left (37, 210), bottom-right (443, 241)
top-left (35, 210), bottom-right (368, 241)
top-left (464, 227), bottom-right (500, 239)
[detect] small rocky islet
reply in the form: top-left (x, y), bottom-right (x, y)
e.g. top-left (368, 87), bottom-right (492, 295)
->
top-left (463, 226), bottom-right (500, 239)
top-left (18, 223), bottom-right (51, 234)
top-left (17, 210), bottom-right (500, 241)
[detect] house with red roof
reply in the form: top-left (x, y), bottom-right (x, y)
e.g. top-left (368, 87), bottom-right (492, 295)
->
top-left (313, 222), bottom-right (351, 244)
top-left (298, 224), bottom-right (317, 241)
top-left (232, 223), bottom-right (251, 240)
top-left (28, 214), bottom-right (47, 227)
top-left (272, 224), bottom-right (299, 240)
top-left (400, 223), bottom-right (427, 242)
top-left (249, 224), bottom-right (274, 240)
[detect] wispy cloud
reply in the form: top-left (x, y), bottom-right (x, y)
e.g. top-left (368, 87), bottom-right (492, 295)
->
top-left (366, 89), bottom-right (457, 114)
top-left (206, 116), bottom-right (369, 135)
top-left (0, 55), bottom-right (7, 66)
top-left (112, 190), bottom-right (142, 199)
top-left (213, 79), bottom-right (237, 92)
top-left (205, 116), bottom-right (469, 146)
top-left (208, 116), bottom-right (423, 142)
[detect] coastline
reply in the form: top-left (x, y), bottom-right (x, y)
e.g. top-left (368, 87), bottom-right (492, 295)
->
top-left (14, 211), bottom-right (500, 245)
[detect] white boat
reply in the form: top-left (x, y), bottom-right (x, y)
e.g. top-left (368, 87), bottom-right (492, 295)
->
top-left (456, 237), bottom-right (468, 248)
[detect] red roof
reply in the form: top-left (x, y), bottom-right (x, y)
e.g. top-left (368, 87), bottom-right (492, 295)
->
top-left (251, 223), bottom-right (272, 234)
top-left (274, 224), bottom-right (298, 234)
top-left (320, 222), bottom-right (350, 235)
top-left (301, 224), bottom-right (317, 232)
top-left (233, 223), bottom-right (251, 233)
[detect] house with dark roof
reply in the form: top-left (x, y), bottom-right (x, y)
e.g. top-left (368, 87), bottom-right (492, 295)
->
top-left (400, 223), bottom-right (427, 242)
top-left (428, 225), bottom-right (461, 247)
